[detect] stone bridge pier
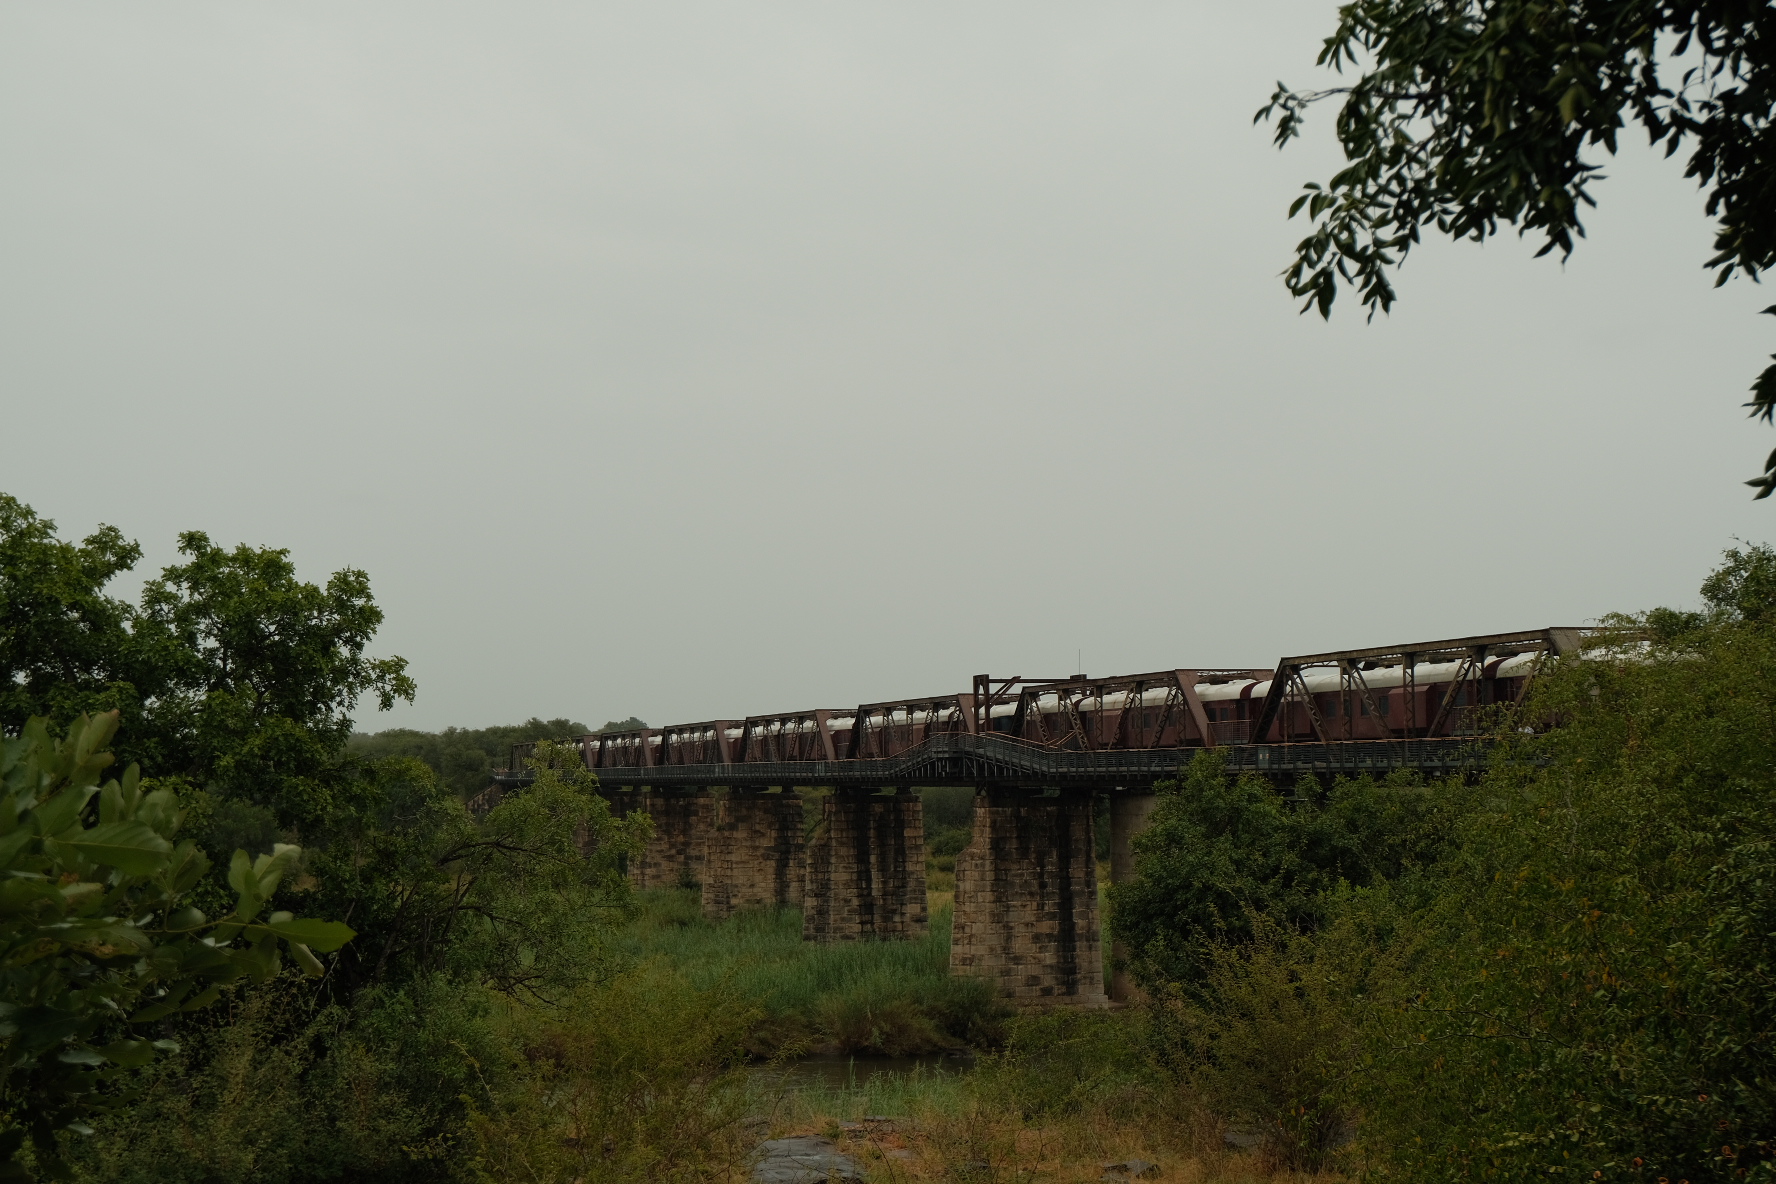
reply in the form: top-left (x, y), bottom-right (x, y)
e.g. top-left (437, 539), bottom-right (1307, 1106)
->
top-left (703, 788), bottom-right (806, 918)
top-left (802, 789), bottom-right (928, 942)
top-left (631, 787), bottom-right (713, 890)
top-left (950, 787), bottom-right (1106, 1006)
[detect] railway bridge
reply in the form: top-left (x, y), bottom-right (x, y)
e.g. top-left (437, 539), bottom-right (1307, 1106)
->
top-left (487, 628), bottom-right (1591, 1004)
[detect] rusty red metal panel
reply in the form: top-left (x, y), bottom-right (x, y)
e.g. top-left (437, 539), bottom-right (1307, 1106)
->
top-left (976, 670), bottom-right (1266, 753)
top-left (596, 728), bottom-right (653, 769)
top-left (656, 721), bottom-right (734, 766)
top-left (847, 694), bottom-right (976, 759)
top-left (1248, 628), bottom-right (1604, 743)
top-left (738, 710), bottom-right (846, 764)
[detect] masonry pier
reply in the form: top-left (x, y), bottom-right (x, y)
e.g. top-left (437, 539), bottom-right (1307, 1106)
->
top-left (950, 787), bottom-right (1106, 1006)
top-left (802, 789), bottom-right (928, 942)
top-left (702, 788), bottom-right (806, 918)
top-left (631, 787), bottom-right (713, 890)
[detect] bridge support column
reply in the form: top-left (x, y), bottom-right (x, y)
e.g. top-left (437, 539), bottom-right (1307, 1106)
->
top-left (702, 788), bottom-right (806, 919)
top-left (803, 789), bottom-right (928, 942)
top-left (1107, 792), bottom-right (1160, 1003)
top-left (632, 787), bottom-right (713, 891)
top-left (951, 787), bottom-right (1106, 1006)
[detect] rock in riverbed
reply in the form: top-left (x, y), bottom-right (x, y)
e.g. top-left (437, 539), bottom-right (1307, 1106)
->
top-left (752, 1136), bottom-right (866, 1184)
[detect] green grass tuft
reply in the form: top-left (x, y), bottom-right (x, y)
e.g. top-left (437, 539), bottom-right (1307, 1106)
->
top-left (617, 890), bottom-right (1007, 1056)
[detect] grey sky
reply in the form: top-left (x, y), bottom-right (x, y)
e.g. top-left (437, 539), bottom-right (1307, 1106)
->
top-left (3, 3), bottom-right (1771, 734)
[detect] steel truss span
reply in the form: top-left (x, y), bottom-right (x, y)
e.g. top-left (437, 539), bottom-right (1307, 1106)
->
top-left (497, 627), bottom-right (1606, 792)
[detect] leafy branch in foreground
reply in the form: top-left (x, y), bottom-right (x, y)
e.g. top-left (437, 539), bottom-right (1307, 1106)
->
top-left (1256, 1), bottom-right (1776, 492)
top-left (0, 712), bottom-right (354, 1181)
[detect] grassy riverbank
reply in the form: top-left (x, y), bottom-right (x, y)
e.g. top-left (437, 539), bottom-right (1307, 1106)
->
top-left (616, 889), bottom-right (1006, 1056)
top-left (617, 889), bottom-right (1255, 1184)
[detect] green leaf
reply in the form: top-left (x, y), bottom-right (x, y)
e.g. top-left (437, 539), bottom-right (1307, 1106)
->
top-left (30, 785), bottom-right (98, 838)
top-left (264, 917), bottom-right (355, 953)
top-left (164, 840), bottom-right (209, 892)
top-left (288, 942), bottom-right (325, 977)
top-left (48, 821), bottom-right (172, 876)
top-left (0, 828), bottom-right (35, 872)
top-left (99, 1040), bottom-right (155, 1068)
top-left (178, 984), bottom-right (223, 1012)
top-left (98, 781), bottom-right (124, 825)
top-left (226, 849), bottom-right (254, 899)
top-left (254, 844), bottom-right (301, 899)
top-left (164, 906), bottom-right (206, 934)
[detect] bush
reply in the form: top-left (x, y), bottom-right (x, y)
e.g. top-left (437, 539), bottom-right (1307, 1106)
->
top-left (1355, 615), bottom-right (1776, 1184)
top-left (69, 974), bottom-right (507, 1184)
top-left (1146, 913), bottom-right (1395, 1171)
top-left (466, 967), bottom-right (757, 1184)
top-left (1110, 756), bottom-right (1450, 992)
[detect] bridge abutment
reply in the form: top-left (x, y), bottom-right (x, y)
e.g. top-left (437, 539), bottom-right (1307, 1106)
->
top-left (951, 787), bottom-right (1106, 1006)
top-left (703, 788), bottom-right (806, 918)
top-left (802, 789), bottom-right (928, 942)
top-left (632, 787), bottom-right (713, 890)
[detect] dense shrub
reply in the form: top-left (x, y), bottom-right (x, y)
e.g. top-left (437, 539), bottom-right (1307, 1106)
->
top-left (69, 972), bottom-right (507, 1184)
top-left (1355, 615), bottom-right (1776, 1184)
top-left (1125, 549), bottom-right (1776, 1182)
top-left (1110, 756), bottom-right (1450, 991)
top-left (466, 967), bottom-right (757, 1184)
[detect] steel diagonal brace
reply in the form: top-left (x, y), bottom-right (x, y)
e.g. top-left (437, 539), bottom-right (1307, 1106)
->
top-left (1429, 648), bottom-right (1485, 735)
top-left (1344, 662), bottom-right (1392, 739)
top-left (1173, 670), bottom-right (1216, 749)
top-left (1063, 694), bottom-right (1089, 750)
top-left (1291, 668), bottom-right (1330, 742)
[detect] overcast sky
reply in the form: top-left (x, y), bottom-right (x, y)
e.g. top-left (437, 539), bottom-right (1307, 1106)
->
top-left (4, 3), bottom-right (1772, 733)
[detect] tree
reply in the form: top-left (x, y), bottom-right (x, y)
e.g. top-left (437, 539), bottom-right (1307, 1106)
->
top-left (0, 712), bottom-right (352, 1181)
top-left (305, 740), bottom-right (649, 1001)
top-left (1257, 2), bottom-right (1776, 491)
top-left (0, 498), bottom-right (416, 833)
top-left (0, 497), bottom-right (145, 737)
top-left (348, 719), bottom-right (591, 800)
top-left (133, 532), bottom-right (415, 829)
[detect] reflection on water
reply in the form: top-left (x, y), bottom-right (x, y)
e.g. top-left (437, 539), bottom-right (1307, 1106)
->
top-left (751, 1052), bottom-right (974, 1092)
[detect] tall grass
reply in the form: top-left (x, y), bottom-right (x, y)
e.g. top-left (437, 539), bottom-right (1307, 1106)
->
top-left (750, 1061), bottom-right (975, 1123)
top-left (617, 889), bottom-right (1006, 1055)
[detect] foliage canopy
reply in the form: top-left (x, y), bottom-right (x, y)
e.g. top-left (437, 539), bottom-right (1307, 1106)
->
top-left (1258, 2), bottom-right (1776, 490)
top-left (0, 494), bottom-right (414, 832)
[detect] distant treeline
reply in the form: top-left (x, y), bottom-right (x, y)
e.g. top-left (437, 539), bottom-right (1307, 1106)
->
top-left (349, 715), bottom-right (646, 798)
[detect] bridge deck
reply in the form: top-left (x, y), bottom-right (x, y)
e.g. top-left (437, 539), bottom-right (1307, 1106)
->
top-left (493, 732), bottom-right (1489, 791)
